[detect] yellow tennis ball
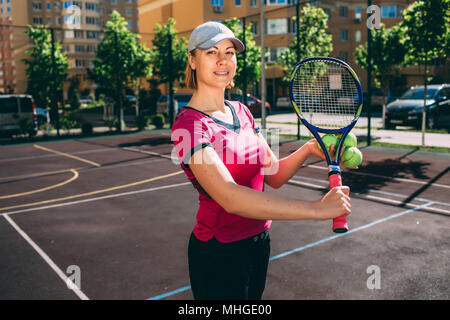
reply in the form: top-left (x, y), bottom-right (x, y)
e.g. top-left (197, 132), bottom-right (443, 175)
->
top-left (342, 147), bottom-right (363, 168)
top-left (318, 134), bottom-right (338, 152)
top-left (336, 132), bottom-right (357, 148)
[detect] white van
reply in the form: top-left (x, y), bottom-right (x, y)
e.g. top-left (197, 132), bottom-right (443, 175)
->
top-left (0, 95), bottom-right (38, 137)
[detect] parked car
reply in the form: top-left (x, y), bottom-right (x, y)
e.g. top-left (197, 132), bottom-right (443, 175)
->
top-left (156, 94), bottom-right (192, 116)
top-left (229, 93), bottom-right (271, 116)
top-left (384, 84), bottom-right (450, 129)
top-left (0, 94), bottom-right (38, 136)
top-left (276, 97), bottom-right (291, 109)
top-left (80, 96), bottom-right (95, 108)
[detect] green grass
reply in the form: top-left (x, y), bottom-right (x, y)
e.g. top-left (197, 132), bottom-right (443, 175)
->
top-left (359, 141), bottom-right (450, 153)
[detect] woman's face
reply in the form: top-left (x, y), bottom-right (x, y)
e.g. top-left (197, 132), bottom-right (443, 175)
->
top-left (189, 39), bottom-right (237, 90)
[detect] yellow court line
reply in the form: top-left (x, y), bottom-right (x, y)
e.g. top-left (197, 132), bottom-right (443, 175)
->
top-left (0, 167), bottom-right (87, 182)
top-left (0, 170), bottom-right (184, 212)
top-left (0, 170), bottom-right (79, 200)
top-left (34, 144), bottom-right (101, 167)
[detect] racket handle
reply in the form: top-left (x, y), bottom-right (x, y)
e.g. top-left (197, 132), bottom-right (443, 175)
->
top-left (329, 173), bottom-right (349, 233)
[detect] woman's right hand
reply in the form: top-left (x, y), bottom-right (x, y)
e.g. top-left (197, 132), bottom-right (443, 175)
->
top-left (313, 186), bottom-right (351, 220)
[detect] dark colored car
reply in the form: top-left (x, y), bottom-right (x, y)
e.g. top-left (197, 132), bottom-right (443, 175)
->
top-left (384, 84), bottom-right (450, 129)
top-left (0, 95), bottom-right (38, 136)
top-left (229, 93), bottom-right (271, 116)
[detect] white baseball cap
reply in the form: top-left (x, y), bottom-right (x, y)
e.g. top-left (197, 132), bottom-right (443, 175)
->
top-left (188, 21), bottom-right (245, 52)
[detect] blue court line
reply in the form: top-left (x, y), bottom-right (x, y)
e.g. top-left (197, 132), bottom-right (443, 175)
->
top-left (146, 201), bottom-right (435, 300)
top-left (147, 285), bottom-right (192, 300)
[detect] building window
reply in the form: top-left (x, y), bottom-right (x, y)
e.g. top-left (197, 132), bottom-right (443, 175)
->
top-left (75, 59), bottom-right (85, 68)
top-left (86, 17), bottom-right (100, 25)
top-left (32, 2), bottom-right (42, 11)
top-left (251, 0), bottom-right (257, 8)
top-left (33, 17), bottom-right (43, 25)
top-left (86, 31), bottom-right (100, 39)
top-left (74, 30), bottom-right (83, 38)
top-left (339, 6), bottom-right (348, 18)
top-left (235, 0), bottom-right (241, 7)
top-left (381, 5), bottom-right (403, 18)
top-left (355, 7), bottom-right (361, 21)
top-left (86, 3), bottom-right (99, 11)
top-left (267, 18), bottom-right (288, 35)
top-left (74, 45), bottom-right (84, 53)
top-left (340, 29), bottom-right (348, 42)
top-left (251, 21), bottom-right (258, 36)
top-left (211, 0), bottom-right (223, 6)
top-left (355, 30), bottom-right (362, 42)
top-left (266, 0), bottom-right (287, 5)
top-left (86, 45), bottom-right (97, 53)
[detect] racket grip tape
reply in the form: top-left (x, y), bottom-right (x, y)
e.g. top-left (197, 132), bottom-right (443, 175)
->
top-left (329, 173), bottom-right (349, 233)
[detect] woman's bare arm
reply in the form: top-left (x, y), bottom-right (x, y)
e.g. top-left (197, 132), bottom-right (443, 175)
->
top-left (188, 147), bottom-right (351, 221)
top-left (259, 134), bottom-right (326, 190)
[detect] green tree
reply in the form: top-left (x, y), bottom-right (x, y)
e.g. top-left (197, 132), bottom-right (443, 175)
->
top-left (89, 11), bottom-right (152, 131)
top-left (277, 4), bottom-right (333, 80)
top-left (149, 18), bottom-right (188, 126)
top-left (222, 18), bottom-right (261, 97)
top-left (22, 26), bottom-right (68, 119)
top-left (355, 24), bottom-right (407, 125)
top-left (400, 0), bottom-right (449, 141)
top-left (150, 18), bottom-right (188, 85)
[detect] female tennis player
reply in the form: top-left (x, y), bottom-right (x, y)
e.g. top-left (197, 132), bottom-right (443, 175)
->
top-left (171, 21), bottom-right (351, 300)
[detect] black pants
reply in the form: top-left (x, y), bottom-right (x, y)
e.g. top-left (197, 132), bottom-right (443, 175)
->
top-left (188, 231), bottom-right (270, 300)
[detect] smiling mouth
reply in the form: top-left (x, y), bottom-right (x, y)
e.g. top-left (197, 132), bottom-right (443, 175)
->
top-left (214, 71), bottom-right (229, 75)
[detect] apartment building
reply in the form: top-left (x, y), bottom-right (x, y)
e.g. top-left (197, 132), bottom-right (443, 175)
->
top-left (139, 0), bottom-right (449, 104)
top-left (0, 0), bottom-right (138, 95)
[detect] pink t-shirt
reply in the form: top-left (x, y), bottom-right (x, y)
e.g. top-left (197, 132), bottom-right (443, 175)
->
top-left (171, 100), bottom-right (272, 243)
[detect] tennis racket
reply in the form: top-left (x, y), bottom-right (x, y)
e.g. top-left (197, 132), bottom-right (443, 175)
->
top-left (289, 57), bottom-right (363, 233)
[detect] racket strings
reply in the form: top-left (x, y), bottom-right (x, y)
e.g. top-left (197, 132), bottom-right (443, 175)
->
top-left (292, 60), bottom-right (360, 129)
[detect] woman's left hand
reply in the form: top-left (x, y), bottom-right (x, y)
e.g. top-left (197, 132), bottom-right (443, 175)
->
top-left (305, 139), bottom-right (327, 161)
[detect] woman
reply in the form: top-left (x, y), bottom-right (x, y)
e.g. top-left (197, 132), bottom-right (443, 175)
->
top-left (171, 21), bottom-right (351, 300)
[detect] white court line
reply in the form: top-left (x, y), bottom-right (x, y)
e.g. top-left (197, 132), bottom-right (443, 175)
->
top-left (3, 214), bottom-right (89, 300)
top-left (0, 182), bottom-right (191, 216)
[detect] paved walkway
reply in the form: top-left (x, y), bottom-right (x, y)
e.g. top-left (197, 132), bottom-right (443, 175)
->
top-left (256, 113), bottom-right (450, 148)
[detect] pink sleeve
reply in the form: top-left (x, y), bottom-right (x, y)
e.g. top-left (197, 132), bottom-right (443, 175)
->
top-left (239, 102), bottom-right (260, 134)
top-left (171, 114), bottom-right (212, 169)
